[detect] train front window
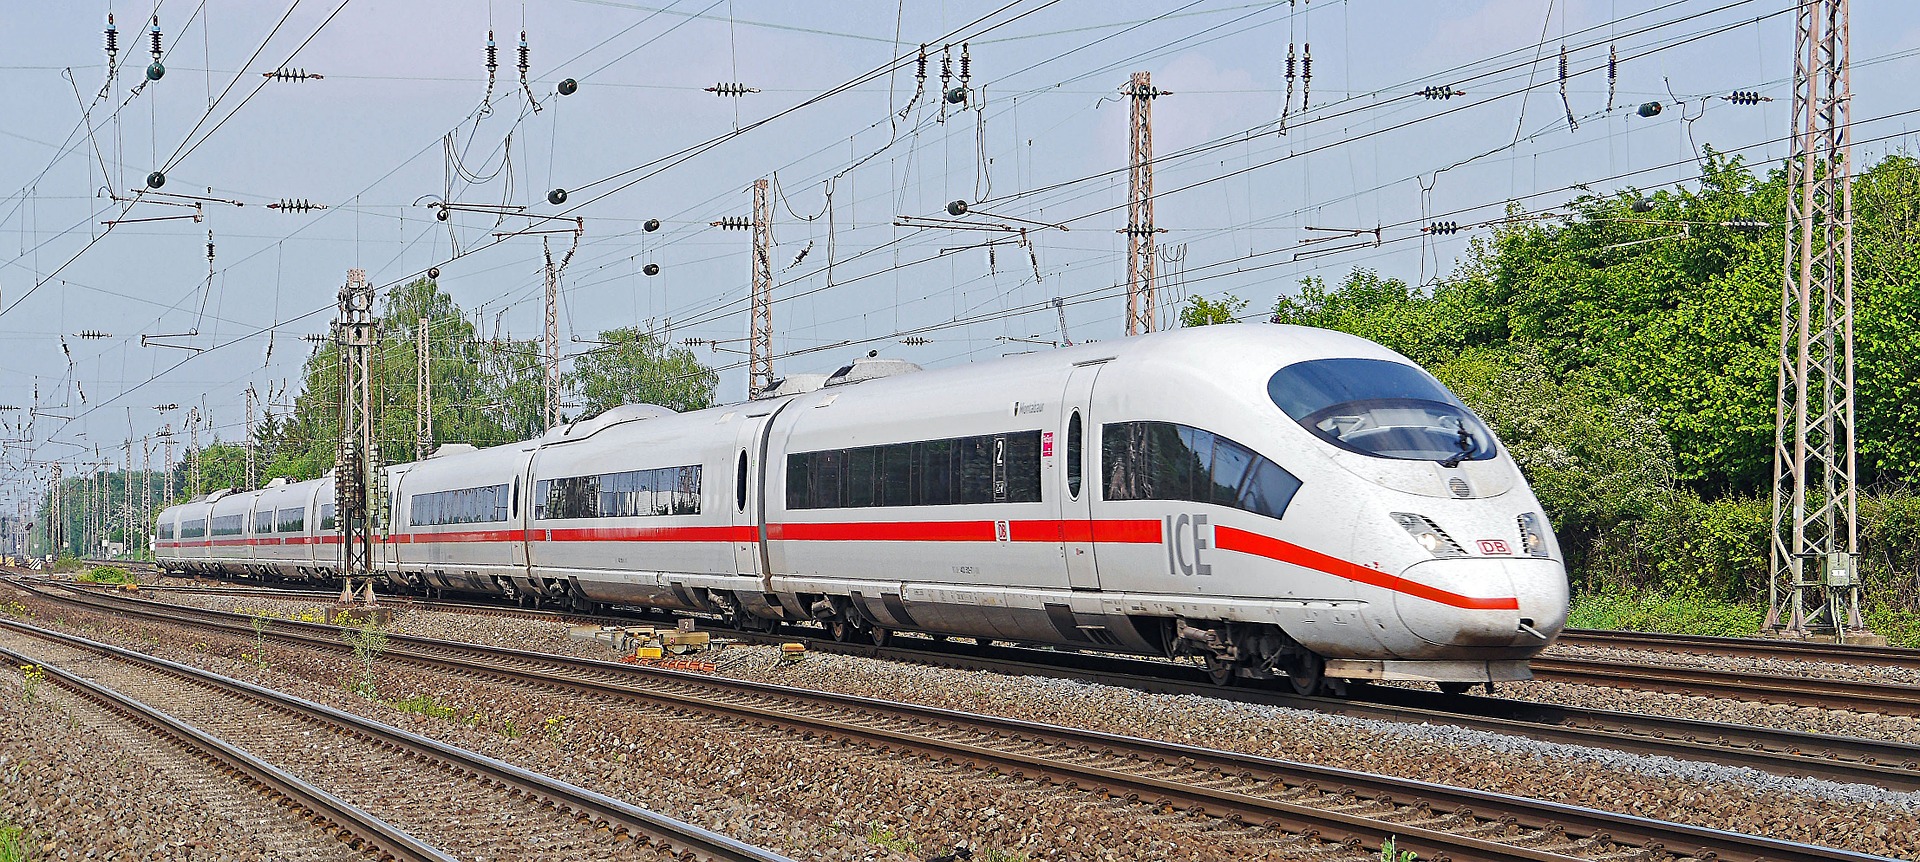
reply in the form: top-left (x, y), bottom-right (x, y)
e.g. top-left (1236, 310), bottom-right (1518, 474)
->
top-left (1268, 358), bottom-right (1495, 463)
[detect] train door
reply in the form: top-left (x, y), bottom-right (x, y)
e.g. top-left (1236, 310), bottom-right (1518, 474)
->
top-left (382, 468), bottom-right (405, 573)
top-left (1060, 360), bottom-right (1107, 591)
top-left (730, 413), bottom-right (770, 587)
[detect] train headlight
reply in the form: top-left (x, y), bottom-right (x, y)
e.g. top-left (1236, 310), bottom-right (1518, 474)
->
top-left (1391, 512), bottom-right (1466, 558)
top-left (1517, 512), bottom-right (1551, 558)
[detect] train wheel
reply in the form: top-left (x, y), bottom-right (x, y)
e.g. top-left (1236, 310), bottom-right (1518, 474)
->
top-left (1285, 651), bottom-right (1325, 696)
top-left (828, 618), bottom-right (863, 643)
top-left (1436, 681), bottom-right (1474, 696)
top-left (1203, 654), bottom-right (1236, 687)
top-left (870, 626), bottom-right (892, 647)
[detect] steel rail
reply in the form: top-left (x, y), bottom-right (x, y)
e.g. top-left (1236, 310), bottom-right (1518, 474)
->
top-left (0, 640), bottom-right (457, 862)
top-left (0, 615), bottom-right (793, 862)
top-left (30, 576), bottom-right (1920, 790)
top-left (1527, 657), bottom-right (1920, 716)
top-left (13, 581), bottom-right (1893, 862)
top-left (1557, 628), bottom-right (1920, 672)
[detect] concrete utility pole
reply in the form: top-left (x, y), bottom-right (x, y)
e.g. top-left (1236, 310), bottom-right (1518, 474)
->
top-left (417, 316), bottom-right (432, 460)
top-left (48, 463), bottom-right (61, 557)
top-left (123, 440), bottom-right (133, 558)
top-left (750, 177), bottom-right (774, 395)
top-left (1770, 0), bottom-right (1861, 639)
top-left (1122, 72), bottom-right (1169, 337)
top-left (335, 267), bottom-right (379, 587)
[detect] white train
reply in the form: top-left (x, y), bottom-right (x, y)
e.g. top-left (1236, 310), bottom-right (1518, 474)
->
top-left (156, 324), bottom-right (1569, 694)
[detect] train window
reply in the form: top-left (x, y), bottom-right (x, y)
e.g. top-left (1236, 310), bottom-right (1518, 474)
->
top-left (1268, 358), bottom-right (1495, 463)
top-left (181, 519), bottom-right (206, 538)
top-left (511, 477), bottom-right (520, 519)
top-left (1066, 412), bottom-right (1084, 499)
top-left (409, 483), bottom-right (511, 526)
top-left (847, 448), bottom-right (879, 508)
top-left (211, 514), bottom-right (245, 536)
top-left (1102, 421), bottom-right (1301, 521)
top-left (735, 451), bottom-right (749, 511)
top-left (786, 430), bottom-right (1043, 509)
top-left (276, 508), bottom-right (305, 533)
top-left (319, 504), bottom-right (336, 531)
top-left (880, 444), bottom-right (912, 506)
top-left (253, 510), bottom-right (273, 534)
top-left (533, 465), bottom-right (703, 520)
top-left (158, 521), bottom-right (175, 540)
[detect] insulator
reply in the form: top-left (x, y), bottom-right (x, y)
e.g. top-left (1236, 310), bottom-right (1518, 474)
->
top-left (1723, 90), bottom-right (1768, 105)
top-left (427, 267), bottom-right (441, 279)
top-left (105, 14), bottom-right (118, 58)
top-left (207, 232), bottom-right (215, 261)
top-left (1631, 197), bottom-right (1654, 213)
top-left (146, 171), bottom-right (166, 189)
top-left (941, 45), bottom-right (953, 89)
top-left (1418, 85), bottom-right (1463, 100)
top-left (900, 336), bottom-right (930, 346)
top-left (1425, 221), bottom-right (1460, 235)
top-left (642, 263), bottom-right (660, 276)
top-left (1637, 101), bottom-right (1662, 117)
top-left (547, 188), bottom-right (567, 205)
top-left (711, 215), bottom-right (751, 230)
top-left (147, 61), bottom-right (165, 81)
top-left (1723, 219), bottom-right (1768, 230)
top-left (1300, 42), bottom-right (1311, 104)
top-left (959, 43), bottom-right (971, 85)
top-left (916, 44), bottom-right (928, 83)
top-left (1558, 47), bottom-right (1567, 81)
top-left (945, 86), bottom-right (968, 105)
top-left (267, 199), bottom-right (326, 212)
top-left (1285, 43), bottom-right (1295, 80)
top-left (557, 78), bottom-right (578, 96)
top-left (486, 31), bottom-right (498, 72)
top-left (263, 68), bottom-right (324, 81)
top-left (150, 16), bottom-right (163, 60)
top-left (518, 31), bottom-right (530, 76)
top-left (76, 330), bottom-right (110, 340)
top-left (435, 208), bottom-right (450, 222)
top-left (643, 218), bottom-right (661, 232)
top-left (946, 200), bottom-right (969, 217)
top-left (705, 82), bottom-right (759, 96)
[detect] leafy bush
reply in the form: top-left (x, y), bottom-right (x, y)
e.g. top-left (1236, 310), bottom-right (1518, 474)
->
top-left (1567, 587), bottom-right (1766, 637)
top-left (76, 566), bottom-right (134, 585)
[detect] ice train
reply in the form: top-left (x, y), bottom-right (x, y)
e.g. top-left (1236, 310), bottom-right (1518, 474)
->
top-left (155, 324), bottom-right (1570, 694)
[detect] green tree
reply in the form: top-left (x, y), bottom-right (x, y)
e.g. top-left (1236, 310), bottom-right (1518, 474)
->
top-left (1178, 293), bottom-right (1248, 327)
top-left (566, 327), bottom-right (718, 418)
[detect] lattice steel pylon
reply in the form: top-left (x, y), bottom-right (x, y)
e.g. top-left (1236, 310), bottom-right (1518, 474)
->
top-left (543, 238), bottom-right (561, 431)
top-left (1769, 0), bottom-right (1860, 637)
top-left (1121, 72), bottom-right (1169, 336)
top-left (244, 385), bottom-right (258, 490)
top-left (335, 268), bottom-right (379, 586)
top-left (49, 463), bottom-right (61, 557)
top-left (417, 316), bottom-right (432, 460)
top-left (750, 177), bottom-right (774, 395)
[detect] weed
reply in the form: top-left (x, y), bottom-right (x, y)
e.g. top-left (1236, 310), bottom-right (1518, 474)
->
top-left (247, 614), bottom-right (272, 671)
top-left (17, 664), bottom-right (44, 704)
top-left (865, 824), bottom-right (917, 854)
top-left (75, 566), bottom-right (133, 585)
top-left (980, 849), bottom-right (1030, 862)
top-left (391, 693), bottom-right (459, 720)
top-left (341, 617), bottom-right (388, 700)
top-left (1380, 836), bottom-right (1417, 862)
top-left (542, 714), bottom-right (570, 746)
top-left (3, 601), bottom-right (33, 620)
top-left (0, 822), bottom-right (29, 862)
top-left (500, 717), bottom-right (522, 738)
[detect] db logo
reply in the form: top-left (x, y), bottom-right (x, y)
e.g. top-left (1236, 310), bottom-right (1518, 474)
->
top-left (1477, 539), bottom-right (1512, 555)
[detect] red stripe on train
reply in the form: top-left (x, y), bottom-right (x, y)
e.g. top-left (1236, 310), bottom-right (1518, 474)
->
top-left (1212, 525), bottom-right (1521, 611)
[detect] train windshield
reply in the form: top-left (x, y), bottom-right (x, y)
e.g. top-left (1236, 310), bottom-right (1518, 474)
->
top-left (1267, 358), bottom-right (1495, 463)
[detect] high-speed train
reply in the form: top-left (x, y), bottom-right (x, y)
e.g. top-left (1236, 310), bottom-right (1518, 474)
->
top-left (155, 324), bottom-right (1569, 694)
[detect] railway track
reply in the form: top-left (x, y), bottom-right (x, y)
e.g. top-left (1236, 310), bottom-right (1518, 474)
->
top-left (6, 579), bottom-right (1892, 862)
top-left (38, 574), bottom-right (1920, 793)
top-left (1558, 628), bottom-right (1920, 671)
top-left (0, 613), bottom-right (790, 862)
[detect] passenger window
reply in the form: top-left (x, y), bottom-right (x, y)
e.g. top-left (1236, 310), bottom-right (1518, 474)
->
top-left (736, 451), bottom-right (749, 511)
top-left (1067, 412), bottom-right (1083, 499)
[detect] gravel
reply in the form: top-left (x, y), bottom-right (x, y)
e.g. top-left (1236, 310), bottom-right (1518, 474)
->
top-left (32, 582), bottom-right (1920, 858)
top-left (1546, 640), bottom-right (1920, 686)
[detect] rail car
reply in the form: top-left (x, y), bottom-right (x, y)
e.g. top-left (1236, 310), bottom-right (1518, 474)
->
top-left (156, 324), bottom-right (1570, 694)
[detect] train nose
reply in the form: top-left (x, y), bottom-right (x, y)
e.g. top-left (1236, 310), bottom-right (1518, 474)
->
top-left (1392, 558), bottom-right (1568, 648)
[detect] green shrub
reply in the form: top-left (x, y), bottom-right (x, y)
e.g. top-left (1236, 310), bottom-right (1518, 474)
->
top-left (76, 566), bottom-right (133, 585)
top-left (1567, 587), bottom-right (1765, 637)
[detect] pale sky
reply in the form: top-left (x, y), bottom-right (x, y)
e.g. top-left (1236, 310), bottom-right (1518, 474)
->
top-left (3, 0), bottom-right (1918, 502)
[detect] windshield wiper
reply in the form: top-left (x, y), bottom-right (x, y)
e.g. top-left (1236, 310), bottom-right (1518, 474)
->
top-left (1439, 425), bottom-right (1476, 468)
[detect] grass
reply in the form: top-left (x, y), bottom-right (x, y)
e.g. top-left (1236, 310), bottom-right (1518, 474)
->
top-left (390, 693), bottom-right (459, 720)
top-left (1566, 587), bottom-right (1765, 637)
top-left (0, 822), bottom-right (29, 862)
